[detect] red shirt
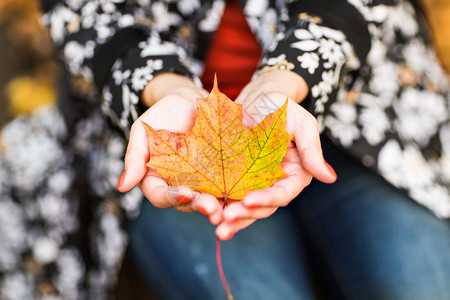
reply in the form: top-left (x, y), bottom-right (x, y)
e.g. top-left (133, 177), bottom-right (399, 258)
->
top-left (201, 0), bottom-right (262, 99)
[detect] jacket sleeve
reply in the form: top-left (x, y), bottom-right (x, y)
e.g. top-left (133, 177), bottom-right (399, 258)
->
top-left (41, 0), bottom-right (224, 135)
top-left (251, 0), bottom-right (370, 122)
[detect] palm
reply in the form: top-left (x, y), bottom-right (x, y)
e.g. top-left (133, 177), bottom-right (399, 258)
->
top-left (139, 94), bottom-right (197, 132)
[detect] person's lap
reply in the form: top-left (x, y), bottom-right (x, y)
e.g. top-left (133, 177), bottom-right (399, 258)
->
top-left (128, 137), bottom-right (450, 300)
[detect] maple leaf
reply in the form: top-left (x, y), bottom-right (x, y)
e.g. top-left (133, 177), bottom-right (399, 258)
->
top-left (143, 77), bottom-right (293, 200)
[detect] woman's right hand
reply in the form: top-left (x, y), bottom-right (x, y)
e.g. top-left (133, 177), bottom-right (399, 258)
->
top-left (117, 73), bottom-right (223, 225)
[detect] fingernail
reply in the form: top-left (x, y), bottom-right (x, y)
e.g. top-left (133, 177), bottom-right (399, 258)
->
top-left (117, 170), bottom-right (126, 190)
top-left (243, 202), bottom-right (259, 209)
top-left (198, 206), bottom-right (210, 216)
top-left (177, 195), bottom-right (192, 204)
top-left (228, 215), bottom-right (240, 222)
top-left (325, 162), bottom-right (337, 179)
top-left (243, 198), bottom-right (260, 209)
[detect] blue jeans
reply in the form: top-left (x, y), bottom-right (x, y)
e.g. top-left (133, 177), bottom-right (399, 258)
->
top-left (128, 137), bottom-right (450, 300)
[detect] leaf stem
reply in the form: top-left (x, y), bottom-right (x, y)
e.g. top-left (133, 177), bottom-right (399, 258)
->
top-left (216, 237), bottom-right (233, 300)
top-left (216, 196), bottom-right (234, 300)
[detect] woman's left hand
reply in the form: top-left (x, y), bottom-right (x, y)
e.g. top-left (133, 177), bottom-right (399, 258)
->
top-left (215, 70), bottom-right (337, 240)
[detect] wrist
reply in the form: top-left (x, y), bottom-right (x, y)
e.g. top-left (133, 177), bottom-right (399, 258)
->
top-left (254, 70), bottom-right (309, 104)
top-left (142, 73), bottom-right (204, 107)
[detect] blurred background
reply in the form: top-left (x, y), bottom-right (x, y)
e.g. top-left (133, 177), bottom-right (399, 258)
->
top-left (0, 0), bottom-right (56, 128)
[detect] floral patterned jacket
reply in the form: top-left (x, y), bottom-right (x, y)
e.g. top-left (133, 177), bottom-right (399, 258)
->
top-left (0, 0), bottom-right (449, 298)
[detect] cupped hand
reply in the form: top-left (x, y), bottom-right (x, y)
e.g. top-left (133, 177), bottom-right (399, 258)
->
top-left (216, 70), bottom-right (337, 240)
top-left (117, 73), bottom-right (223, 224)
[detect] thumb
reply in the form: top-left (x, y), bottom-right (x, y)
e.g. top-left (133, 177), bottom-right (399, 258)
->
top-left (292, 110), bottom-right (337, 184)
top-left (297, 144), bottom-right (337, 184)
top-left (117, 121), bottom-right (150, 192)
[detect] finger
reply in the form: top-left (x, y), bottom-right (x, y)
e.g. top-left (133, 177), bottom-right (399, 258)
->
top-left (241, 172), bottom-right (310, 209)
top-left (223, 201), bottom-right (277, 222)
top-left (118, 121), bottom-right (150, 192)
top-left (140, 174), bottom-right (193, 208)
top-left (190, 192), bottom-right (224, 225)
top-left (140, 177), bottom-right (224, 224)
top-left (292, 109), bottom-right (337, 183)
top-left (216, 218), bottom-right (257, 240)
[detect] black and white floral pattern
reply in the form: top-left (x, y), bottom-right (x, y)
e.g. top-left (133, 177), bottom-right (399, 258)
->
top-left (0, 105), bottom-right (142, 299)
top-left (0, 0), bottom-right (449, 298)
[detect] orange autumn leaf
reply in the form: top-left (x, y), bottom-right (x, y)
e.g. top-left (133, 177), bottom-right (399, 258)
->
top-left (143, 77), bottom-right (293, 200)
